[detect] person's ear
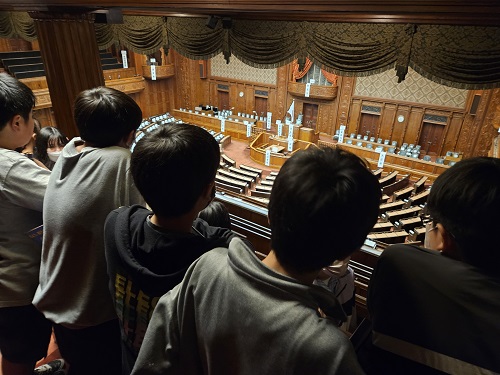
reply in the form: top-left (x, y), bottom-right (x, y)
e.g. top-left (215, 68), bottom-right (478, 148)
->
top-left (201, 181), bottom-right (215, 203)
top-left (120, 130), bottom-right (136, 148)
top-left (437, 223), bottom-right (462, 260)
top-left (10, 115), bottom-right (22, 129)
top-left (432, 223), bottom-right (447, 251)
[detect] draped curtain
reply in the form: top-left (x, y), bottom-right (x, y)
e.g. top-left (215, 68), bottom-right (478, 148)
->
top-left (1, 12), bottom-right (500, 89)
top-left (0, 12), bottom-right (36, 41)
top-left (292, 58), bottom-right (313, 80)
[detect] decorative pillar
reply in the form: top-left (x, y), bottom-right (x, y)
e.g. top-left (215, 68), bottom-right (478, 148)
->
top-left (31, 12), bottom-right (104, 138)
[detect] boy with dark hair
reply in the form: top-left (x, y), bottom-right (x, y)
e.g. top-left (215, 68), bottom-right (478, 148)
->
top-left (0, 73), bottom-right (53, 375)
top-left (104, 124), bottom-right (245, 374)
top-left (365, 157), bottom-right (500, 374)
top-left (33, 87), bottom-right (144, 375)
top-left (132, 147), bottom-right (381, 375)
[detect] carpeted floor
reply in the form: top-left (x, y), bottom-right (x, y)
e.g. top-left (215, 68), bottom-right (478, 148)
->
top-left (222, 138), bottom-right (280, 178)
top-left (222, 133), bottom-right (336, 177)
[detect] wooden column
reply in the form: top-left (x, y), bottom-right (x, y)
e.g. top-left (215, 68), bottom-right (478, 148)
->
top-left (31, 12), bottom-right (104, 138)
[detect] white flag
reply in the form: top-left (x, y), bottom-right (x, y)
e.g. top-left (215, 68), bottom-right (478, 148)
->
top-left (287, 100), bottom-right (295, 123)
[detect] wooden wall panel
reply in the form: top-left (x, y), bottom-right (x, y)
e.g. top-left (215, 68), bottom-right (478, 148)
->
top-left (442, 113), bottom-right (463, 153)
top-left (274, 65), bottom-right (289, 121)
top-left (472, 89), bottom-right (500, 157)
top-left (33, 13), bottom-right (104, 139)
top-left (337, 76), bottom-right (355, 133)
top-left (393, 107), bottom-right (415, 145)
top-left (0, 38), bottom-right (11, 52)
top-left (403, 108), bottom-right (422, 145)
top-left (317, 100), bottom-right (337, 134)
top-left (1, 1), bottom-right (500, 26)
top-left (348, 98), bottom-right (362, 136)
top-left (379, 104), bottom-right (397, 141)
top-left (33, 107), bottom-right (56, 128)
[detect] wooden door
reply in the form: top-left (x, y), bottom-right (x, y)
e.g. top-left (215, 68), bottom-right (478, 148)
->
top-left (418, 122), bottom-right (445, 155)
top-left (358, 113), bottom-right (379, 139)
top-left (303, 103), bottom-right (318, 130)
top-left (218, 91), bottom-right (229, 111)
top-left (255, 97), bottom-right (267, 119)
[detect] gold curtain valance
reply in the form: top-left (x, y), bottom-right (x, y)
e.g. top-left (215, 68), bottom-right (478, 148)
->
top-left (0, 11), bottom-right (36, 41)
top-left (95, 15), bottom-right (167, 56)
top-left (1, 12), bottom-right (500, 89)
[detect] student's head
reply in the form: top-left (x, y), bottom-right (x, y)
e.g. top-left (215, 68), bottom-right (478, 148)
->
top-left (198, 201), bottom-right (232, 229)
top-left (74, 87), bottom-right (142, 147)
top-left (131, 123), bottom-right (220, 218)
top-left (35, 126), bottom-right (68, 167)
top-left (268, 147), bottom-right (381, 274)
top-left (425, 157), bottom-right (500, 274)
top-left (0, 73), bottom-right (36, 147)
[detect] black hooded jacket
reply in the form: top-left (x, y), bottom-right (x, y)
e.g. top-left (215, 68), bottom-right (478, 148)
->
top-left (104, 204), bottom-right (243, 372)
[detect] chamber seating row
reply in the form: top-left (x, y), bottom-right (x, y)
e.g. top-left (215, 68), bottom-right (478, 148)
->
top-left (0, 50), bottom-right (124, 79)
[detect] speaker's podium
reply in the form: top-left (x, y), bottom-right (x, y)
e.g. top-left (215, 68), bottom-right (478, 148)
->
top-left (299, 127), bottom-right (319, 143)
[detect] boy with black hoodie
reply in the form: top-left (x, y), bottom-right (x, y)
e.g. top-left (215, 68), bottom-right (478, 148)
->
top-left (104, 123), bottom-right (245, 374)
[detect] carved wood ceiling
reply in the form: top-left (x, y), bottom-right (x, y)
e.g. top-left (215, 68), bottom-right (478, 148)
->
top-left (0, 0), bottom-right (499, 26)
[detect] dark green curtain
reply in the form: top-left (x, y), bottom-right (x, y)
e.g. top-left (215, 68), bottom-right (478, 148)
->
top-left (1, 12), bottom-right (500, 89)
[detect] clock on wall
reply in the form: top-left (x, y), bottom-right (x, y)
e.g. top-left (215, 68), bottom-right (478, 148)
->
top-left (397, 115), bottom-right (405, 123)
top-left (239, 91), bottom-right (244, 97)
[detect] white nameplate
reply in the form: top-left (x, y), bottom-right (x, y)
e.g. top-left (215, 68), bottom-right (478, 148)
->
top-left (265, 149), bottom-right (271, 166)
top-left (121, 50), bottom-right (128, 69)
top-left (338, 125), bottom-right (346, 143)
top-left (266, 112), bottom-right (272, 130)
top-left (287, 137), bottom-right (294, 152)
top-left (277, 122), bottom-right (283, 137)
top-left (246, 124), bottom-right (252, 137)
top-left (150, 65), bottom-right (157, 81)
top-left (288, 124), bottom-right (294, 139)
top-left (305, 83), bottom-right (311, 97)
top-left (220, 118), bottom-right (226, 132)
top-left (378, 151), bottom-right (387, 168)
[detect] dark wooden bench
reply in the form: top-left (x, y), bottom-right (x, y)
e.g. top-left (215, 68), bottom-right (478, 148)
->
top-left (405, 188), bottom-right (430, 207)
top-left (393, 185), bottom-right (414, 201)
top-left (218, 169), bottom-right (254, 185)
top-left (251, 189), bottom-right (271, 199)
top-left (215, 181), bottom-right (242, 194)
top-left (229, 166), bottom-right (259, 180)
top-left (379, 200), bottom-right (405, 215)
top-left (255, 184), bottom-right (272, 193)
top-left (215, 174), bottom-right (247, 193)
top-left (395, 216), bottom-right (423, 231)
top-left (413, 176), bottom-right (428, 194)
top-left (379, 171), bottom-right (398, 188)
top-left (381, 205), bottom-right (423, 223)
top-left (221, 154), bottom-right (236, 168)
top-left (370, 221), bottom-right (395, 233)
top-left (367, 230), bottom-right (409, 245)
top-left (240, 164), bottom-right (262, 178)
top-left (382, 174), bottom-right (410, 196)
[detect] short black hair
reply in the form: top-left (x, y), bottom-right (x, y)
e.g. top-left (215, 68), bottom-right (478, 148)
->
top-left (198, 201), bottom-right (232, 229)
top-left (426, 157), bottom-right (500, 275)
top-left (74, 86), bottom-right (142, 147)
top-left (268, 147), bottom-right (381, 273)
top-left (131, 123), bottom-right (220, 218)
top-left (0, 73), bottom-right (35, 131)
